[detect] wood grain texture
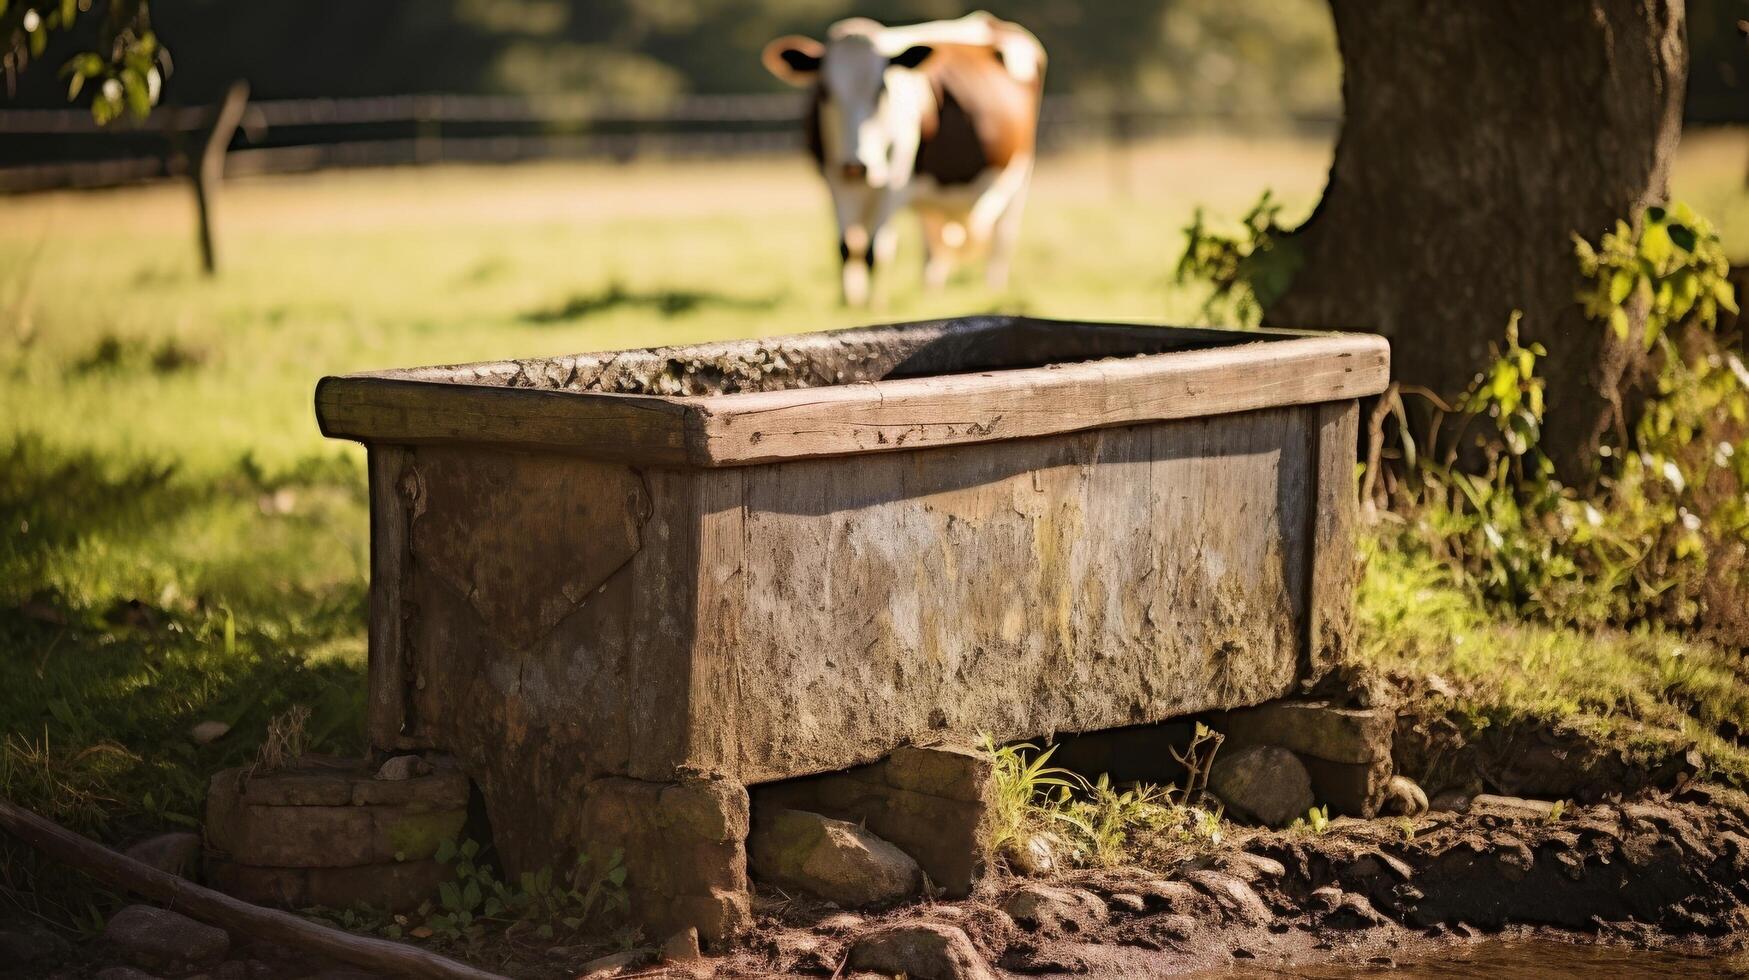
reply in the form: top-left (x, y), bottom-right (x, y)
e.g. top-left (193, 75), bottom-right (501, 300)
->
top-left (1304, 401), bottom-right (1361, 684)
top-left (316, 326), bottom-right (1388, 467)
top-left (364, 446), bottom-right (422, 751)
top-left (687, 333), bottom-right (1388, 466)
top-left (396, 447), bottom-right (700, 875)
top-left (687, 408), bottom-right (1314, 783)
top-left (316, 377), bottom-right (693, 463)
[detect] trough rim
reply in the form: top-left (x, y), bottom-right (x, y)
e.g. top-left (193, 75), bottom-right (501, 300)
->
top-left (314, 317), bottom-right (1390, 467)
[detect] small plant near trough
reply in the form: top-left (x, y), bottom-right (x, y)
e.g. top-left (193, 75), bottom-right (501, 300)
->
top-left (1175, 189), bottom-right (1303, 328)
top-left (983, 728), bottom-right (1229, 872)
top-left (1290, 805), bottom-right (1332, 836)
top-left (1364, 203), bottom-right (1746, 637)
top-left (306, 838), bottom-right (629, 952)
top-left (418, 838), bottom-right (628, 945)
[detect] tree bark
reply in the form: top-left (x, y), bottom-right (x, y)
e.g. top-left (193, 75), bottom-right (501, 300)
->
top-left (1267, 0), bottom-right (1686, 478)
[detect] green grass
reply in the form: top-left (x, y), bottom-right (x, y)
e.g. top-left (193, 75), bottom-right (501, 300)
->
top-left (2, 129), bottom-right (1746, 927)
top-left (1358, 532), bottom-right (1749, 785)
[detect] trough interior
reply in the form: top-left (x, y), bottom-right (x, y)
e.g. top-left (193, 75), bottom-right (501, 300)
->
top-left (379, 315), bottom-right (1292, 397)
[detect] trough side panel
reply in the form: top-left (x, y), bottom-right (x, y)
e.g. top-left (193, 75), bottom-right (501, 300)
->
top-left (396, 447), bottom-right (701, 873)
top-left (1305, 401), bottom-right (1361, 685)
top-left (688, 467), bottom-right (747, 774)
top-left (726, 407), bottom-right (1315, 783)
top-left (365, 445), bottom-right (426, 752)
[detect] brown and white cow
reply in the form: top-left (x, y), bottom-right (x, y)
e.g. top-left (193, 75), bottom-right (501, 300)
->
top-left (762, 12), bottom-right (1046, 306)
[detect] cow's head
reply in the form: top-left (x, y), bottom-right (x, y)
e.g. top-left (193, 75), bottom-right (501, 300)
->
top-left (763, 29), bottom-right (933, 187)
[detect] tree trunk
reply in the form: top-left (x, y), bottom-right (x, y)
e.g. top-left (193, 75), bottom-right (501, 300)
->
top-left (1267, 0), bottom-right (1686, 478)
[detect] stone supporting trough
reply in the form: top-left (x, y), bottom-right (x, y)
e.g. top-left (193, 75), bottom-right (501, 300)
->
top-left (312, 315), bottom-right (1391, 940)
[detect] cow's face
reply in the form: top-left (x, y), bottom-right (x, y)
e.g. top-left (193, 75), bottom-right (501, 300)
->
top-left (763, 33), bottom-right (932, 188)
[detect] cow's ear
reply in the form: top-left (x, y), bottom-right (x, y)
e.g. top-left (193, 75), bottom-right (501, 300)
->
top-left (890, 45), bottom-right (933, 70)
top-left (763, 36), bottom-right (824, 86)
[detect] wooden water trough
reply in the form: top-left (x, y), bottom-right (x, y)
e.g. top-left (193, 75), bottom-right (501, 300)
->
top-left (315, 315), bottom-right (1389, 941)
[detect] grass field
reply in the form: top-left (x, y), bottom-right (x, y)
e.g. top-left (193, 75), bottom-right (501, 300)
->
top-left (3, 127), bottom-right (1748, 925)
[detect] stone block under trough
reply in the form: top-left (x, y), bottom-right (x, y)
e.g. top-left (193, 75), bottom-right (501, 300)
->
top-left (316, 315), bottom-right (1390, 936)
top-left (753, 741), bottom-right (994, 896)
top-left (202, 759), bottom-right (471, 913)
top-left (1214, 700), bottom-right (1397, 817)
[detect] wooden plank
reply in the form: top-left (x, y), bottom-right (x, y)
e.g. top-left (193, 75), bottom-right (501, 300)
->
top-left (718, 409), bottom-right (1313, 784)
top-left (688, 468), bottom-right (747, 773)
top-left (364, 445), bottom-right (422, 751)
top-left (686, 333), bottom-right (1389, 466)
top-left (315, 377), bottom-right (694, 463)
top-left (1304, 401), bottom-right (1361, 684)
top-left (317, 332), bottom-right (1387, 467)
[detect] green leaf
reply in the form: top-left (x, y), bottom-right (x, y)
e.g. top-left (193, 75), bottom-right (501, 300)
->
top-left (1640, 223), bottom-right (1673, 267)
top-left (1608, 270), bottom-right (1635, 305)
top-left (1608, 306), bottom-right (1630, 339)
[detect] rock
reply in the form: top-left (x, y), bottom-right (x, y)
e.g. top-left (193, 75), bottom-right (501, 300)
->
top-left (1302, 756), bottom-right (1394, 817)
top-left (1347, 850), bottom-right (1414, 883)
top-left (1429, 790), bottom-right (1472, 813)
top-left (883, 742), bottom-right (993, 802)
top-left (748, 808), bottom-right (923, 907)
top-left (124, 832), bottom-right (202, 878)
top-left (1133, 879), bottom-right (1202, 913)
top-left (1225, 852), bottom-right (1287, 881)
top-left (1380, 775), bottom-right (1429, 816)
top-left (1158, 914), bottom-right (1198, 941)
top-left (1208, 745), bottom-right (1315, 827)
top-left (662, 927), bottom-right (701, 963)
top-left (103, 905), bottom-right (229, 970)
top-left (1107, 892), bottom-right (1147, 914)
top-left (95, 968), bottom-right (161, 980)
top-left (1220, 700), bottom-right (1394, 764)
top-left (1001, 884), bottom-right (1107, 934)
top-left (1003, 832), bottom-right (1060, 875)
top-left (577, 948), bottom-right (646, 978)
top-left (374, 754), bottom-right (431, 780)
top-left (1185, 870), bottom-right (1271, 926)
top-left (0, 921), bottom-right (69, 962)
top-left (189, 720), bottom-right (231, 745)
top-left (848, 922), bottom-right (995, 980)
top-left (1309, 884), bottom-right (1344, 912)
top-left (1328, 891), bottom-right (1387, 928)
top-left (1471, 794), bottom-right (1559, 821)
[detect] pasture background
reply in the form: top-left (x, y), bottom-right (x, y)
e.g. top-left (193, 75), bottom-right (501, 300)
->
top-left (4, 129), bottom-right (1749, 917)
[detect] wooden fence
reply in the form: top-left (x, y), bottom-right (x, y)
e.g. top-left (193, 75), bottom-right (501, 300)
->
top-left (0, 90), bottom-right (1337, 194)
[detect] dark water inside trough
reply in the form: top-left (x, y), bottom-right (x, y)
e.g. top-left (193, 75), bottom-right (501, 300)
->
top-left (1197, 941), bottom-right (1749, 978)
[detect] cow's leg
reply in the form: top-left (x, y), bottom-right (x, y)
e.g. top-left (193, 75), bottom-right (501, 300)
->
top-left (986, 179), bottom-right (1030, 292)
top-left (969, 156), bottom-right (1033, 292)
top-left (865, 191), bottom-right (905, 309)
top-left (917, 205), bottom-right (955, 291)
top-left (831, 182), bottom-right (873, 306)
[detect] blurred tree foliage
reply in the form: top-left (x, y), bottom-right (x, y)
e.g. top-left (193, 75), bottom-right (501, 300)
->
top-left (7, 0), bottom-right (1347, 112)
top-left (4, 1), bottom-right (1742, 118)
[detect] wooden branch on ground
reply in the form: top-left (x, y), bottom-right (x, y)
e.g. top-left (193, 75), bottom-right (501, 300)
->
top-left (0, 800), bottom-right (505, 980)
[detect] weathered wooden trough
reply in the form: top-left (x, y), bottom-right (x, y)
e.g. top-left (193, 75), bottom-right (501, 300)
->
top-left (315, 315), bottom-right (1389, 942)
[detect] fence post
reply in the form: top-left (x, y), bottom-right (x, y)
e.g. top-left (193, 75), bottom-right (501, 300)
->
top-left (192, 80), bottom-right (250, 276)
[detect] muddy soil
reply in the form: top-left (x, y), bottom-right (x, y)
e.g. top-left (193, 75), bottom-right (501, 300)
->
top-left (26, 786), bottom-right (1749, 979)
top-left (702, 787), bottom-right (1749, 979)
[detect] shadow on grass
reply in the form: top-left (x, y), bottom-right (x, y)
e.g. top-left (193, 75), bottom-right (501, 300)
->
top-left (0, 435), bottom-right (370, 929)
top-left (521, 280), bottom-right (781, 324)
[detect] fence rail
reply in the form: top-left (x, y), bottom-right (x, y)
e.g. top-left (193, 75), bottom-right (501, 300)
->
top-left (0, 91), bottom-right (1338, 194)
